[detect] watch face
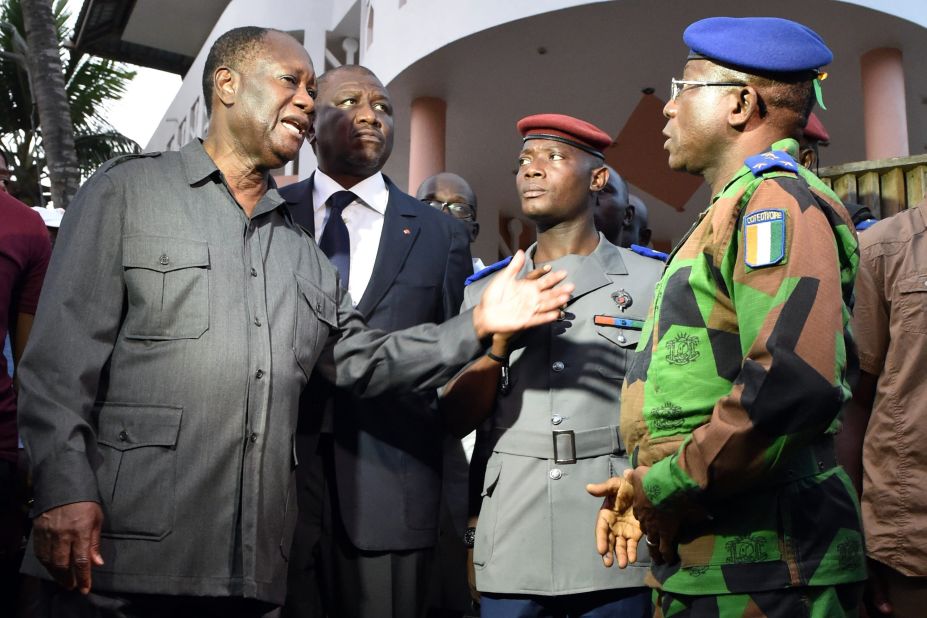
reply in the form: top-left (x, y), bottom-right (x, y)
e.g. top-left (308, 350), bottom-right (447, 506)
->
top-left (464, 526), bottom-right (477, 548)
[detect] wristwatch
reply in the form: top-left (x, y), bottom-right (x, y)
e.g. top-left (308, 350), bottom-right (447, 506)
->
top-left (463, 526), bottom-right (477, 548)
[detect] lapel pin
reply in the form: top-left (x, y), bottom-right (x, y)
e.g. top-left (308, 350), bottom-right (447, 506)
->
top-left (611, 289), bottom-right (633, 311)
top-left (403, 227), bottom-right (411, 235)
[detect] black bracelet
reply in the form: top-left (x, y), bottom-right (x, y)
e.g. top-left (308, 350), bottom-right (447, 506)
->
top-left (486, 350), bottom-right (508, 364)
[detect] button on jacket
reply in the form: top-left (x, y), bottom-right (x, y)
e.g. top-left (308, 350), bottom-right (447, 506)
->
top-left (16, 140), bottom-right (481, 604)
top-left (467, 237), bottom-right (662, 595)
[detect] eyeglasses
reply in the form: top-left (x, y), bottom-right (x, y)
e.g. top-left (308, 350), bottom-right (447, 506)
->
top-left (422, 199), bottom-right (475, 221)
top-left (670, 78), bottom-right (746, 102)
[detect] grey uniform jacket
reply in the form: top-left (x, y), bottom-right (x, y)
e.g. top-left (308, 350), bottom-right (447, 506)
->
top-left (16, 140), bottom-right (482, 604)
top-left (467, 236), bottom-right (662, 596)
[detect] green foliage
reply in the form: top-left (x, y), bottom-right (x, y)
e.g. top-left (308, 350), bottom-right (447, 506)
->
top-left (0, 0), bottom-right (139, 204)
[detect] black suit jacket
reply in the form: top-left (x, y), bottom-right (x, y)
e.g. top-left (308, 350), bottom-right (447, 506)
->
top-left (280, 173), bottom-right (472, 550)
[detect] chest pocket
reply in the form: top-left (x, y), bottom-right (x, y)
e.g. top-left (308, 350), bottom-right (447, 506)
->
top-left (594, 326), bottom-right (641, 380)
top-left (122, 236), bottom-right (209, 340)
top-left (294, 272), bottom-right (338, 379)
top-left (896, 274), bottom-right (927, 335)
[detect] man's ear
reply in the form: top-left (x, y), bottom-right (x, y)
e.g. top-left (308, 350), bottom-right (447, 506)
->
top-left (214, 67), bottom-right (238, 109)
top-left (469, 221), bottom-right (480, 242)
top-left (590, 165), bottom-right (608, 191)
top-left (729, 85), bottom-right (761, 129)
top-left (622, 204), bottom-right (635, 226)
top-left (799, 147), bottom-right (816, 169)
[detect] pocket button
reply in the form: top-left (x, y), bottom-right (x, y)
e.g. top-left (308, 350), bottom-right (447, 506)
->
top-left (118, 430), bottom-right (129, 442)
top-left (158, 254), bottom-right (170, 266)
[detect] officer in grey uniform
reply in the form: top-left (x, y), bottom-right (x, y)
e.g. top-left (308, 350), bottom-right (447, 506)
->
top-left (442, 114), bottom-right (662, 617)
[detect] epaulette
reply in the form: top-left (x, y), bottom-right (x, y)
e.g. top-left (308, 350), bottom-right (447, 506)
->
top-left (856, 218), bottom-right (878, 231)
top-left (465, 256), bottom-right (512, 286)
top-left (745, 150), bottom-right (799, 177)
top-left (630, 244), bottom-right (669, 262)
top-left (101, 152), bottom-right (162, 173)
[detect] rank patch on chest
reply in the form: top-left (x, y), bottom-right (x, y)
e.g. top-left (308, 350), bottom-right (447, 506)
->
top-left (743, 209), bottom-right (786, 268)
top-left (594, 315), bottom-right (644, 330)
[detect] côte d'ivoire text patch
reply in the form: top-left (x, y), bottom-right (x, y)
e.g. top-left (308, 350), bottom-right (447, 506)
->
top-left (743, 209), bottom-right (787, 268)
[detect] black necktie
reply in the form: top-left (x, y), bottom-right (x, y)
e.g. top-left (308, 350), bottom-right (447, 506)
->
top-left (319, 190), bottom-right (356, 288)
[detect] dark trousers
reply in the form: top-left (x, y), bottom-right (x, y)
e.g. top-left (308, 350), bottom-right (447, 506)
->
top-left (281, 434), bottom-right (326, 618)
top-left (480, 588), bottom-right (651, 618)
top-left (32, 580), bottom-right (278, 618)
top-left (317, 435), bottom-right (435, 618)
top-left (1, 456), bottom-right (28, 617)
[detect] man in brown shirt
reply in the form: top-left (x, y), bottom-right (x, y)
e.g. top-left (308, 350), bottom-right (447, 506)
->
top-left (838, 200), bottom-right (927, 617)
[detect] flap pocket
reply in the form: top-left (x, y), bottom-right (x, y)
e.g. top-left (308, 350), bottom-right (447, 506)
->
top-left (596, 326), bottom-right (641, 349)
top-left (897, 275), bottom-right (927, 296)
top-left (123, 235), bottom-right (210, 273)
top-left (295, 272), bottom-right (338, 329)
top-left (96, 403), bottom-right (182, 451)
top-left (896, 273), bottom-right (927, 334)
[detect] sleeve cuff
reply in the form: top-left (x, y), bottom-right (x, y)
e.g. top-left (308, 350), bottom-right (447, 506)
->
top-left (30, 448), bottom-right (101, 516)
top-left (642, 451), bottom-right (700, 510)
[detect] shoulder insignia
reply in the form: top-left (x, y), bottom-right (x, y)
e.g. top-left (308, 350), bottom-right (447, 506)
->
top-left (630, 244), bottom-right (669, 262)
top-left (101, 152), bottom-right (162, 173)
top-left (745, 150), bottom-right (798, 177)
top-left (465, 256), bottom-right (512, 286)
top-left (743, 209), bottom-right (787, 268)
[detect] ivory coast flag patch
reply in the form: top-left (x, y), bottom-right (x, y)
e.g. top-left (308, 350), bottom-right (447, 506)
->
top-left (743, 209), bottom-right (787, 268)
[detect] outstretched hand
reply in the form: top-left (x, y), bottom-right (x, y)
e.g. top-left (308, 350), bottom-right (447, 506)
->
top-left (472, 251), bottom-right (573, 338)
top-left (586, 469), bottom-right (642, 568)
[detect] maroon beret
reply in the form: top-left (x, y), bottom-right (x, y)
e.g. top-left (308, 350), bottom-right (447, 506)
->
top-left (803, 112), bottom-right (830, 144)
top-left (516, 113), bottom-right (611, 159)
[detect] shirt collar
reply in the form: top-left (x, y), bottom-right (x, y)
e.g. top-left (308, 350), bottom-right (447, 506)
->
top-left (180, 139), bottom-right (220, 185)
top-left (179, 138), bottom-right (287, 217)
top-left (312, 170), bottom-right (389, 215)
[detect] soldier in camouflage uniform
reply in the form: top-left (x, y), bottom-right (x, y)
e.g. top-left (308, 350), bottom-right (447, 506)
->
top-left (591, 17), bottom-right (865, 617)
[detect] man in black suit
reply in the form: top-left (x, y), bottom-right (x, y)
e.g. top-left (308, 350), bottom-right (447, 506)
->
top-left (280, 65), bottom-right (472, 618)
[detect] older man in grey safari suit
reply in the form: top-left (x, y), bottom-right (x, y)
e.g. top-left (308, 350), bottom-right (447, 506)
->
top-left (14, 28), bottom-right (574, 618)
top-left (442, 114), bottom-right (662, 617)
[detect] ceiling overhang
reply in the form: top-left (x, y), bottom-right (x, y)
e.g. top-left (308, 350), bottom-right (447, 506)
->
top-left (71, 0), bottom-right (231, 75)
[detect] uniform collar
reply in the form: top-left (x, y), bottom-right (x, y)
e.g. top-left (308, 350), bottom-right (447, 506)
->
top-left (712, 137), bottom-right (801, 203)
top-left (526, 234), bottom-right (627, 303)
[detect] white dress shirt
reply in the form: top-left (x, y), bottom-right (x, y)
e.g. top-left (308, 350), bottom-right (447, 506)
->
top-left (312, 170), bottom-right (389, 304)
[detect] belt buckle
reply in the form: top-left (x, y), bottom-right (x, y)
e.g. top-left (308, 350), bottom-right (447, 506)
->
top-left (552, 430), bottom-right (576, 464)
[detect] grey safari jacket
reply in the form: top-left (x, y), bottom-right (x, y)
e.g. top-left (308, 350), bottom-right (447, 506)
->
top-left (467, 237), bottom-right (661, 595)
top-left (17, 140), bottom-right (482, 604)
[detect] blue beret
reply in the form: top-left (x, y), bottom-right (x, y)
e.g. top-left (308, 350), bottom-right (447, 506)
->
top-left (684, 17), bottom-right (832, 74)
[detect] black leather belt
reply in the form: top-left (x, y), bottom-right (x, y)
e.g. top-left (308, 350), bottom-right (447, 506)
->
top-left (490, 426), bottom-right (625, 463)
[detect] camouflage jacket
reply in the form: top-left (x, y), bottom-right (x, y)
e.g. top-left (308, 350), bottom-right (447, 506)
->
top-left (620, 138), bottom-right (866, 594)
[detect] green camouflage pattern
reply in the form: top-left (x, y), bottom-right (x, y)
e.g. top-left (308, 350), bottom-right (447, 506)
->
top-left (620, 139), bottom-right (865, 595)
top-left (654, 581), bottom-right (862, 617)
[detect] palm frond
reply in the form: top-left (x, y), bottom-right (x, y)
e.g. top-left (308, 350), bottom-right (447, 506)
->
top-left (73, 130), bottom-right (140, 175)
